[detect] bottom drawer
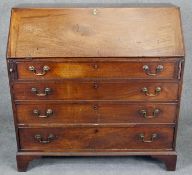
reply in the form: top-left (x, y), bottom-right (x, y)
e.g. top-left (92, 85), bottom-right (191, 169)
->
top-left (19, 127), bottom-right (174, 151)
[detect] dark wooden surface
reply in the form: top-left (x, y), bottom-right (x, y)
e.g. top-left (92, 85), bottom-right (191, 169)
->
top-left (13, 81), bottom-right (179, 101)
top-left (19, 126), bottom-right (174, 151)
top-left (15, 102), bottom-right (177, 124)
top-left (6, 6), bottom-right (185, 172)
top-left (16, 151), bottom-right (177, 172)
top-left (16, 61), bottom-right (178, 80)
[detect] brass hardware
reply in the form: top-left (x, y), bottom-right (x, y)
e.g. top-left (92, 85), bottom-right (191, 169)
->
top-left (93, 105), bottom-right (98, 110)
top-left (34, 134), bottom-right (56, 144)
top-left (139, 133), bottom-right (158, 143)
top-left (8, 61), bottom-right (16, 80)
top-left (31, 87), bottom-right (51, 96)
top-left (143, 65), bottom-right (164, 76)
top-left (178, 60), bottom-right (184, 79)
top-left (33, 109), bottom-right (53, 118)
top-left (28, 65), bottom-right (50, 76)
top-left (93, 9), bottom-right (97, 15)
top-left (9, 68), bottom-right (13, 72)
top-left (92, 64), bottom-right (99, 69)
top-left (139, 109), bottom-right (160, 119)
top-left (141, 87), bottom-right (161, 97)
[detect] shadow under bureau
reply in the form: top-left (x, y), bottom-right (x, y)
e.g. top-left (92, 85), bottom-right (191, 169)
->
top-left (6, 5), bottom-right (185, 171)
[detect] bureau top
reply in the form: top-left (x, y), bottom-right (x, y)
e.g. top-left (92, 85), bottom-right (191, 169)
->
top-left (7, 7), bottom-right (184, 58)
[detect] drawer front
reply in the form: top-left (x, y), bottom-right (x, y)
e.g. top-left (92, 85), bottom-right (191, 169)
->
top-left (16, 103), bottom-right (177, 124)
top-left (13, 81), bottom-right (179, 101)
top-left (19, 127), bottom-right (174, 151)
top-left (16, 61), bottom-right (178, 80)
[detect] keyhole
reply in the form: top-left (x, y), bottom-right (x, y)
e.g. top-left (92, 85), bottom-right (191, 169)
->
top-left (93, 105), bottom-right (98, 111)
top-left (92, 64), bottom-right (99, 69)
top-left (93, 82), bottom-right (99, 89)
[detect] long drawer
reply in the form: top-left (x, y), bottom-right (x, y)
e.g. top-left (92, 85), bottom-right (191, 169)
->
top-left (13, 81), bottom-right (179, 101)
top-left (19, 127), bottom-right (174, 151)
top-left (16, 103), bottom-right (177, 124)
top-left (16, 61), bottom-right (178, 80)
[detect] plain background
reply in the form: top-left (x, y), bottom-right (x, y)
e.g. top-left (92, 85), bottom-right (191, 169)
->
top-left (0, 0), bottom-right (192, 175)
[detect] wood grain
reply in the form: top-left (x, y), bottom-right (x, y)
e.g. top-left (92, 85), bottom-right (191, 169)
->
top-left (6, 6), bottom-right (185, 171)
top-left (19, 127), bottom-right (174, 151)
top-left (13, 81), bottom-right (179, 101)
top-left (7, 7), bottom-right (184, 58)
top-left (16, 103), bottom-right (177, 124)
top-left (16, 61), bottom-right (178, 80)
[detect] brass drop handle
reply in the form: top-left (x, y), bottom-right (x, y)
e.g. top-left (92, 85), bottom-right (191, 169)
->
top-left (139, 133), bottom-right (158, 143)
top-left (34, 134), bottom-right (56, 144)
top-left (141, 87), bottom-right (161, 97)
top-left (139, 109), bottom-right (160, 119)
top-left (33, 109), bottom-right (53, 118)
top-left (143, 65), bottom-right (164, 76)
top-left (31, 87), bottom-right (51, 96)
top-left (28, 65), bottom-right (50, 76)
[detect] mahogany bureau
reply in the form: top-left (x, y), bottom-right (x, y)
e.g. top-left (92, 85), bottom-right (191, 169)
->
top-left (6, 6), bottom-right (185, 171)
